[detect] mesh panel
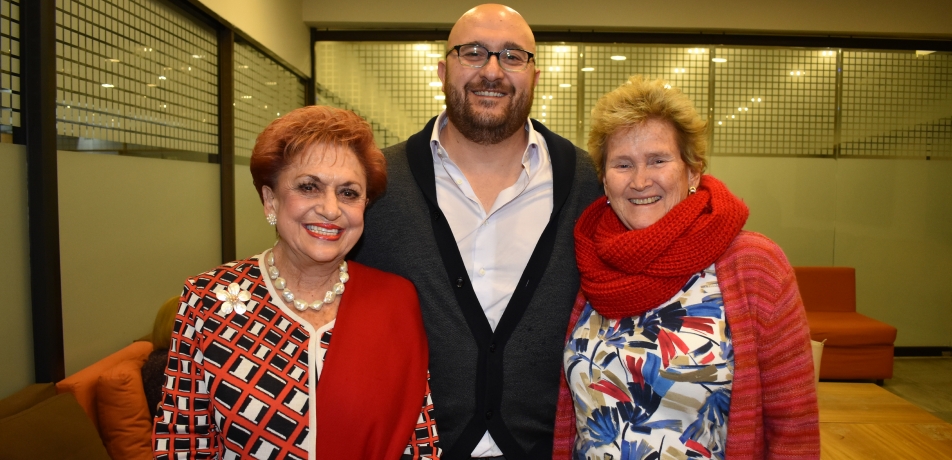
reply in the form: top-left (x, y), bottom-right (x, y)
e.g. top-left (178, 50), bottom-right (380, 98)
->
top-left (0, 0), bottom-right (20, 136)
top-left (580, 45), bottom-right (710, 149)
top-left (55, 0), bottom-right (218, 155)
top-left (712, 48), bottom-right (837, 156)
top-left (313, 41), bottom-right (950, 159)
top-left (315, 41), bottom-right (446, 147)
top-left (234, 41), bottom-right (305, 158)
top-left (841, 51), bottom-right (952, 157)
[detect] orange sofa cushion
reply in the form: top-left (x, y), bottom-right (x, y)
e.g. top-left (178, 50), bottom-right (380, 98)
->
top-left (56, 340), bottom-right (153, 430)
top-left (97, 355), bottom-right (154, 460)
top-left (806, 311), bottom-right (897, 347)
top-left (0, 391), bottom-right (111, 459)
top-left (793, 266), bottom-right (856, 312)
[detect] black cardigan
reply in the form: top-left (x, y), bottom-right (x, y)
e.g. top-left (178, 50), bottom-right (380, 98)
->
top-left (354, 118), bottom-right (602, 459)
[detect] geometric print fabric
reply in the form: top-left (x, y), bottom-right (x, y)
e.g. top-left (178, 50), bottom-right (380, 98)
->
top-left (153, 256), bottom-right (438, 459)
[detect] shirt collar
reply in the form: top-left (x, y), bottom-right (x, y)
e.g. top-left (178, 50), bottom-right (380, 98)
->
top-left (429, 111), bottom-right (543, 171)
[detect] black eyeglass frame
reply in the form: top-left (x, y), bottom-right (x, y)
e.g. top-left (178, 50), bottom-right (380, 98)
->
top-left (446, 44), bottom-right (536, 72)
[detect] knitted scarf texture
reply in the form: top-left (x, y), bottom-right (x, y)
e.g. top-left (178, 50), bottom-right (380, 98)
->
top-left (574, 175), bottom-right (749, 319)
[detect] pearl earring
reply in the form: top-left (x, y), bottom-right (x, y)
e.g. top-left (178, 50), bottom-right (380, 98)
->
top-left (688, 186), bottom-right (697, 195)
top-left (266, 213), bottom-right (277, 226)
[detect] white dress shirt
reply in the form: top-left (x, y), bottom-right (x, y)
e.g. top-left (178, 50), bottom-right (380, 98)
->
top-left (429, 112), bottom-right (554, 457)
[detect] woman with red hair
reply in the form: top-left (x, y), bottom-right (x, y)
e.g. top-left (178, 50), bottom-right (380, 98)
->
top-left (152, 106), bottom-right (438, 459)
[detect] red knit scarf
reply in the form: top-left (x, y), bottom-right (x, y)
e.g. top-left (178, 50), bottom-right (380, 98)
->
top-left (575, 175), bottom-right (749, 319)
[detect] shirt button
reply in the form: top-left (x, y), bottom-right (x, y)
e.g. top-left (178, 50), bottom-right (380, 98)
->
top-left (485, 410), bottom-right (493, 419)
top-left (478, 268), bottom-right (486, 276)
top-left (455, 179), bottom-right (463, 185)
top-left (489, 343), bottom-right (496, 353)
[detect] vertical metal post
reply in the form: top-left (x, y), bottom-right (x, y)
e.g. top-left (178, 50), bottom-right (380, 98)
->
top-left (707, 48), bottom-right (718, 156)
top-left (22, 0), bottom-right (65, 382)
top-left (219, 28), bottom-right (236, 263)
top-left (575, 44), bottom-right (586, 147)
top-left (834, 49), bottom-right (843, 158)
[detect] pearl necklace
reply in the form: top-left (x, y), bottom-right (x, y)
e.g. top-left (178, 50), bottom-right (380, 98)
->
top-left (265, 250), bottom-right (349, 312)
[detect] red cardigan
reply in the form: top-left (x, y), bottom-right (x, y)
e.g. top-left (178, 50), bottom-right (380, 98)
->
top-left (553, 231), bottom-right (820, 459)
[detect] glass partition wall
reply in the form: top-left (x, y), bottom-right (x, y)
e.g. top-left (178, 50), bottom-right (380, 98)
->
top-left (314, 41), bottom-right (952, 158)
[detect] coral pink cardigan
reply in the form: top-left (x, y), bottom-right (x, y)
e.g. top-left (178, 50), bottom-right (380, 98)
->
top-left (553, 231), bottom-right (820, 459)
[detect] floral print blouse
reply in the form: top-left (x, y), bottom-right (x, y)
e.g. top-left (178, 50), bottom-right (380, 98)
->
top-left (564, 265), bottom-right (734, 459)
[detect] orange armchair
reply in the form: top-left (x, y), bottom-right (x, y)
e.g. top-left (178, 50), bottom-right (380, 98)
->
top-left (794, 266), bottom-right (897, 383)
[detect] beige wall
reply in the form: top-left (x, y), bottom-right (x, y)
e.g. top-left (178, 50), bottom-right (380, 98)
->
top-left (303, 0), bottom-right (952, 37)
top-left (235, 165), bottom-right (276, 260)
top-left (57, 151), bottom-right (222, 375)
top-left (0, 144), bottom-right (34, 399)
top-left (711, 157), bottom-right (952, 347)
top-left (200, 0), bottom-right (311, 76)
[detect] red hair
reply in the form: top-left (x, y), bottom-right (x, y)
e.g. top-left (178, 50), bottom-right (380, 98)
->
top-left (250, 106), bottom-right (387, 204)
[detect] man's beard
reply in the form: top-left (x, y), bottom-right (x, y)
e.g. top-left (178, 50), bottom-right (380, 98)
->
top-left (445, 78), bottom-right (534, 146)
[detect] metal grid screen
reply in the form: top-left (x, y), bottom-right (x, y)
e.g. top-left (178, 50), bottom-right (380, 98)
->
top-left (234, 41), bottom-right (305, 158)
top-left (314, 41), bottom-right (950, 159)
top-left (841, 51), bottom-right (952, 157)
top-left (315, 41), bottom-right (447, 147)
top-left (55, 0), bottom-right (218, 156)
top-left (1, 0), bottom-right (19, 136)
top-left (531, 45), bottom-right (579, 146)
top-left (581, 45), bottom-right (710, 148)
top-left (712, 48), bottom-right (837, 156)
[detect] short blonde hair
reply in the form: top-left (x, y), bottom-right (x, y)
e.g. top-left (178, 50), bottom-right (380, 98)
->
top-left (588, 75), bottom-right (708, 181)
top-left (151, 296), bottom-right (180, 351)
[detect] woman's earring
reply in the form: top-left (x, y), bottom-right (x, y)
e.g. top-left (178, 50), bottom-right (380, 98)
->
top-left (266, 213), bottom-right (277, 226)
top-left (688, 186), bottom-right (697, 195)
top-left (606, 197), bottom-right (611, 205)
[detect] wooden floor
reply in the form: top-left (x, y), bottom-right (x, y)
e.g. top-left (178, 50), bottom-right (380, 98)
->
top-left (819, 382), bottom-right (952, 459)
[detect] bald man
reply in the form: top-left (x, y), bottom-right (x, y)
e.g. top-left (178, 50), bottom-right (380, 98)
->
top-left (354, 4), bottom-right (601, 458)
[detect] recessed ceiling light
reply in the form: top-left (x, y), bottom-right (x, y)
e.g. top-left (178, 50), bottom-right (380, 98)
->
top-left (434, 95), bottom-right (445, 100)
top-left (413, 44), bottom-right (429, 51)
top-left (101, 83), bottom-right (114, 88)
top-left (106, 58), bottom-right (120, 63)
top-left (559, 83), bottom-right (571, 88)
top-left (427, 53), bottom-right (442, 58)
top-left (581, 67), bottom-right (595, 72)
top-left (429, 82), bottom-right (442, 87)
top-left (265, 82), bottom-right (277, 85)
top-left (147, 83), bottom-right (157, 87)
top-left (548, 66), bottom-right (561, 72)
top-left (610, 55), bottom-right (626, 61)
top-left (192, 54), bottom-right (202, 58)
top-left (242, 95), bottom-right (252, 99)
top-left (554, 46), bottom-right (570, 53)
top-left (158, 76), bottom-right (167, 80)
top-left (712, 58), bottom-right (727, 63)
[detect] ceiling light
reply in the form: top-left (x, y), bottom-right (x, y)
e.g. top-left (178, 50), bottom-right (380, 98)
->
top-left (266, 82), bottom-right (277, 85)
top-left (106, 58), bottom-right (120, 63)
top-left (413, 44), bottom-right (429, 51)
top-left (101, 83), bottom-right (114, 88)
top-left (429, 82), bottom-right (442, 87)
top-left (434, 95), bottom-right (445, 100)
top-left (610, 55), bottom-right (626, 61)
top-left (581, 67), bottom-right (595, 72)
top-left (191, 54), bottom-right (202, 58)
top-left (718, 121), bottom-right (723, 125)
top-left (663, 84), bottom-right (671, 89)
top-left (158, 76), bottom-right (167, 80)
top-left (422, 65), bottom-right (436, 71)
top-left (548, 66), bottom-right (561, 71)
top-left (554, 46), bottom-right (570, 53)
top-left (242, 95), bottom-right (252, 99)
top-left (427, 53), bottom-right (442, 58)
top-left (712, 58), bottom-right (727, 63)
top-left (916, 50), bottom-right (936, 56)
top-left (559, 83), bottom-right (571, 88)
top-left (147, 83), bottom-right (157, 87)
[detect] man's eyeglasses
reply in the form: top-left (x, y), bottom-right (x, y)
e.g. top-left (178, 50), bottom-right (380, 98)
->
top-left (447, 44), bottom-right (535, 72)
